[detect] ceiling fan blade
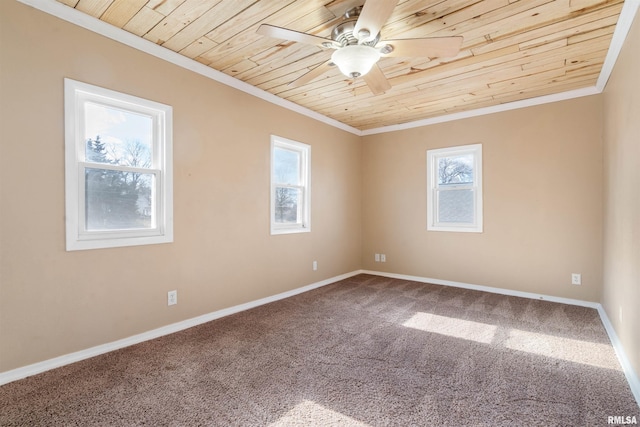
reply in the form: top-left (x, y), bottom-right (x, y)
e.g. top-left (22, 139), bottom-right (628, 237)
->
top-left (354, 0), bottom-right (399, 42)
top-left (380, 36), bottom-right (463, 58)
top-left (363, 64), bottom-right (391, 95)
top-left (257, 24), bottom-right (334, 48)
top-left (289, 60), bottom-right (334, 88)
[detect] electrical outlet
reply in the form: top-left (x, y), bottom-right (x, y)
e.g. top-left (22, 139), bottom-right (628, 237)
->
top-left (380, 254), bottom-right (386, 262)
top-left (168, 290), bottom-right (177, 306)
top-left (571, 273), bottom-right (581, 285)
top-left (313, 260), bottom-right (318, 271)
top-left (375, 253), bottom-right (380, 262)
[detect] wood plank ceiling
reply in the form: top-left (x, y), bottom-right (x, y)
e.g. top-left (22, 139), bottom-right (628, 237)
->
top-left (56, 0), bottom-right (624, 130)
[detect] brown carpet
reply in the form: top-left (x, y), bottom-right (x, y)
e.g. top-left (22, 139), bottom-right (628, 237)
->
top-left (1, 274), bottom-right (638, 426)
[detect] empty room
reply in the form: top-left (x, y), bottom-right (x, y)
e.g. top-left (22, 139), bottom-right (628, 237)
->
top-left (1, 0), bottom-right (639, 425)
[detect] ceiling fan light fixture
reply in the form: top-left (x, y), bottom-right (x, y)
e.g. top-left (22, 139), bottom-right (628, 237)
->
top-left (331, 44), bottom-right (381, 79)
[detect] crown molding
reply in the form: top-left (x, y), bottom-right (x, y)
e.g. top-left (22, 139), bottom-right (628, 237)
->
top-left (362, 0), bottom-right (639, 135)
top-left (596, 0), bottom-right (640, 91)
top-left (16, 0), bottom-right (363, 136)
top-left (16, 0), bottom-right (640, 136)
top-left (361, 86), bottom-right (601, 135)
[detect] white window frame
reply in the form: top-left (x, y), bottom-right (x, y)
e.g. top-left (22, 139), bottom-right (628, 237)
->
top-left (270, 135), bottom-right (311, 235)
top-left (427, 143), bottom-right (483, 233)
top-left (64, 78), bottom-right (173, 250)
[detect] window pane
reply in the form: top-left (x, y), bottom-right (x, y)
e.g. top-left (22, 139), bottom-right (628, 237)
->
top-left (437, 189), bottom-right (474, 223)
top-left (438, 154), bottom-right (473, 185)
top-left (274, 147), bottom-right (300, 184)
top-left (85, 102), bottom-right (152, 168)
top-left (85, 168), bottom-right (154, 230)
top-left (274, 187), bottom-right (301, 224)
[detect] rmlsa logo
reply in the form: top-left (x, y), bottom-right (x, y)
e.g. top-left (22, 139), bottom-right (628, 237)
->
top-left (608, 415), bottom-right (638, 425)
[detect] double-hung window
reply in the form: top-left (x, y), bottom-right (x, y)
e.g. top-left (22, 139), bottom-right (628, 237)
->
top-left (427, 144), bottom-right (483, 232)
top-left (64, 78), bottom-right (173, 250)
top-left (270, 136), bottom-right (310, 235)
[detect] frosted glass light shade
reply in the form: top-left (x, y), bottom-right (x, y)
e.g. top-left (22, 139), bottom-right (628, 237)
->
top-left (331, 45), bottom-right (381, 79)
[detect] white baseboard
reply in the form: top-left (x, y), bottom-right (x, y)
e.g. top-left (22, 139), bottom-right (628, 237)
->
top-left (0, 270), bottom-right (363, 386)
top-left (3, 269), bottom-right (639, 409)
top-left (363, 269), bottom-right (640, 407)
top-left (597, 306), bottom-right (640, 406)
top-left (362, 270), bottom-right (600, 307)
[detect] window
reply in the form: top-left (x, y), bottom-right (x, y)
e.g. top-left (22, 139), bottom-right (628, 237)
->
top-left (64, 78), bottom-right (173, 250)
top-left (270, 135), bottom-right (310, 235)
top-left (427, 144), bottom-right (482, 232)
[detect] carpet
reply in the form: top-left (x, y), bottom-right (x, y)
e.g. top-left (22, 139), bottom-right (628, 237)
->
top-left (1, 274), bottom-right (638, 426)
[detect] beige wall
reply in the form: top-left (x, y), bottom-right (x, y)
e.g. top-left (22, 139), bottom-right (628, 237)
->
top-left (602, 12), bottom-right (640, 380)
top-left (1, 0), bottom-right (636, 383)
top-left (361, 97), bottom-right (604, 302)
top-left (0, 2), bottom-right (361, 372)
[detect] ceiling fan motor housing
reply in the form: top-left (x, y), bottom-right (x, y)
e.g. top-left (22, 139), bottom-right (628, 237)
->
top-left (255, 0), bottom-right (462, 94)
top-left (332, 7), bottom-right (380, 47)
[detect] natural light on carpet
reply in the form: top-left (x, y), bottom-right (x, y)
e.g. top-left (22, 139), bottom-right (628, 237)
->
top-left (504, 329), bottom-right (621, 370)
top-left (270, 400), bottom-right (369, 426)
top-left (402, 312), bottom-right (497, 344)
top-left (402, 312), bottom-right (620, 370)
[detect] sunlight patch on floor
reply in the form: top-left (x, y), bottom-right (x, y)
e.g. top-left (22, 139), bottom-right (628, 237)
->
top-left (402, 312), bottom-right (620, 370)
top-left (402, 312), bottom-right (497, 344)
top-left (505, 329), bottom-right (620, 370)
top-left (270, 400), bottom-right (369, 426)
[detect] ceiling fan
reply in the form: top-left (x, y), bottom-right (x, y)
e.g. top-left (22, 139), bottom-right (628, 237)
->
top-left (256, 0), bottom-right (463, 95)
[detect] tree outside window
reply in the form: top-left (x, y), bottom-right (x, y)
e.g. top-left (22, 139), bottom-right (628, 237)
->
top-left (427, 144), bottom-right (483, 232)
top-left (65, 78), bottom-right (173, 250)
top-left (270, 136), bottom-right (310, 235)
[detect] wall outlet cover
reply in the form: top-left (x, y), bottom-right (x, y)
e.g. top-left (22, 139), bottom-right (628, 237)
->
top-left (168, 290), bottom-right (177, 305)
